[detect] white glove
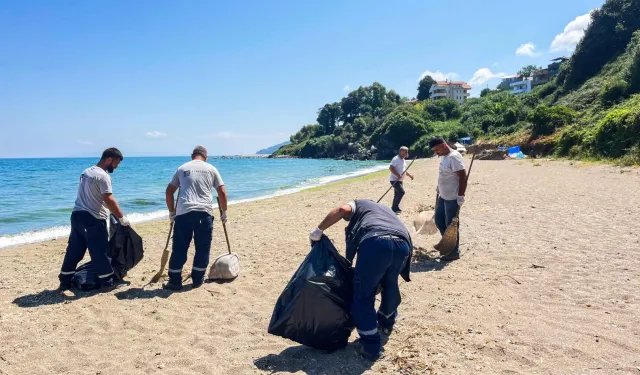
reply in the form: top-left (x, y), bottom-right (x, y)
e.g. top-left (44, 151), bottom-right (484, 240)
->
top-left (119, 216), bottom-right (130, 226)
top-left (309, 227), bottom-right (323, 242)
top-left (220, 211), bottom-right (228, 224)
top-left (457, 196), bottom-right (465, 206)
top-left (169, 211), bottom-right (176, 223)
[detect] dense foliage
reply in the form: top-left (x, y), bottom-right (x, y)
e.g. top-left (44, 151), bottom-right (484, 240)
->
top-left (275, 0), bottom-right (640, 163)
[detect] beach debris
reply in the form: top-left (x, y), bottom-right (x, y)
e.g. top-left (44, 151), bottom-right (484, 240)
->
top-left (531, 264), bottom-right (545, 269)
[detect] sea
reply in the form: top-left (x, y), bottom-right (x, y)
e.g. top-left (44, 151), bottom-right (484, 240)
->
top-left (0, 157), bottom-right (388, 249)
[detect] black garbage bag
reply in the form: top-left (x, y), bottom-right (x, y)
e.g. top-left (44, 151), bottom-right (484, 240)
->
top-left (72, 216), bottom-right (144, 291)
top-left (268, 236), bottom-right (354, 352)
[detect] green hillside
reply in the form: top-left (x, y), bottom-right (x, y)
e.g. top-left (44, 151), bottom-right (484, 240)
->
top-left (276, 0), bottom-right (640, 165)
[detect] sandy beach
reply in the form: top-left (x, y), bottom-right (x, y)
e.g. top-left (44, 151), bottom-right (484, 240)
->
top-left (0, 157), bottom-right (639, 375)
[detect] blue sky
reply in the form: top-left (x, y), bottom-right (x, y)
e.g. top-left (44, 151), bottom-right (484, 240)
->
top-left (0, 0), bottom-right (603, 158)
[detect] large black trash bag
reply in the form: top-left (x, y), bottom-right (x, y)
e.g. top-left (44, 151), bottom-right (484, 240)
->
top-left (72, 216), bottom-right (144, 291)
top-left (268, 235), bottom-right (355, 352)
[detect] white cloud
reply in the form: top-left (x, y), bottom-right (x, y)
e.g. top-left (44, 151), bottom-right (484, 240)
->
top-left (145, 131), bottom-right (167, 138)
top-left (343, 85), bottom-right (350, 92)
top-left (77, 140), bottom-right (93, 145)
top-left (516, 42), bottom-right (539, 56)
top-left (419, 70), bottom-right (459, 82)
top-left (550, 12), bottom-right (592, 52)
top-left (469, 68), bottom-right (505, 86)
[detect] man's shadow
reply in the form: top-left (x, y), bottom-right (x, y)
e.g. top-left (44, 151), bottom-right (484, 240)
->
top-left (254, 342), bottom-right (374, 375)
top-left (13, 280), bottom-right (134, 308)
top-left (410, 247), bottom-right (451, 273)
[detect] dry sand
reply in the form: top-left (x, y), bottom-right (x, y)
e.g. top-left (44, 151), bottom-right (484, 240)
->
top-left (1, 158), bottom-right (639, 375)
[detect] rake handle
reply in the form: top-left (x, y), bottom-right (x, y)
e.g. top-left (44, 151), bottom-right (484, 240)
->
top-left (217, 197), bottom-right (232, 255)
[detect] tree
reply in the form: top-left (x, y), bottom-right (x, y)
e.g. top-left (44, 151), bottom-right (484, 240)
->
top-left (518, 65), bottom-right (542, 78)
top-left (317, 103), bottom-right (342, 135)
top-left (417, 75), bottom-right (435, 101)
top-left (371, 105), bottom-right (431, 157)
top-left (480, 88), bottom-right (491, 97)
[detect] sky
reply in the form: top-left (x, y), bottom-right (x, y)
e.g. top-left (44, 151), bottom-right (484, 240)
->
top-left (0, 0), bottom-right (604, 158)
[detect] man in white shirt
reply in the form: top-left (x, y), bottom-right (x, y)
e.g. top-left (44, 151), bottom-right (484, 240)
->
top-left (164, 146), bottom-right (228, 290)
top-left (58, 147), bottom-right (130, 291)
top-left (430, 137), bottom-right (467, 262)
top-left (388, 146), bottom-right (414, 214)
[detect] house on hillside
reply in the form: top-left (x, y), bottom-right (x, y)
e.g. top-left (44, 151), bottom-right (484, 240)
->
top-left (510, 78), bottom-right (532, 94)
top-left (532, 57), bottom-right (569, 88)
top-left (429, 80), bottom-right (472, 105)
top-left (498, 75), bottom-right (524, 90)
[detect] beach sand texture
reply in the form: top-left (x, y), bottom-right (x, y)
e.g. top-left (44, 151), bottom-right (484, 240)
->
top-left (0, 158), bottom-right (639, 374)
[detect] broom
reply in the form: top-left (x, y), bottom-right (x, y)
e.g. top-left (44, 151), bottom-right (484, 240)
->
top-left (150, 190), bottom-right (179, 283)
top-left (433, 153), bottom-right (475, 256)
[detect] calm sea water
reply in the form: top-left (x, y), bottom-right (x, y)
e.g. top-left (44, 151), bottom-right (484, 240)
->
top-left (0, 157), bottom-right (387, 248)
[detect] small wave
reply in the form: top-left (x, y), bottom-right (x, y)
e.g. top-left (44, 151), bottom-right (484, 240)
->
top-left (0, 164), bottom-right (388, 249)
top-left (131, 199), bottom-right (162, 207)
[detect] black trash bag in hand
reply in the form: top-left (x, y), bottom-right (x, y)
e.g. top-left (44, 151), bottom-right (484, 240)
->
top-left (72, 216), bottom-right (144, 291)
top-left (268, 235), bottom-right (354, 352)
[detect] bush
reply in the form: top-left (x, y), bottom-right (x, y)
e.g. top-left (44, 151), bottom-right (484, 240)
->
top-left (529, 105), bottom-right (577, 137)
top-left (299, 135), bottom-right (335, 158)
top-left (410, 135), bottom-right (435, 158)
top-left (555, 126), bottom-right (586, 156)
top-left (431, 121), bottom-right (470, 142)
top-left (372, 105), bottom-right (430, 158)
top-left (593, 106), bottom-right (640, 157)
top-left (618, 145), bottom-right (640, 166)
top-left (600, 78), bottom-right (629, 105)
top-left (291, 124), bottom-right (324, 144)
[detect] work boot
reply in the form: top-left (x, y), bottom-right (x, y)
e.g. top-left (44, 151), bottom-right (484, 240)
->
top-left (162, 282), bottom-right (182, 291)
top-left (440, 252), bottom-right (460, 262)
top-left (192, 279), bottom-right (204, 289)
top-left (354, 340), bottom-right (383, 361)
top-left (58, 280), bottom-right (72, 291)
top-left (99, 276), bottom-right (117, 292)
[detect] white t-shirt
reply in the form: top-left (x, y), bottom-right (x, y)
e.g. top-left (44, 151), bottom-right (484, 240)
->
top-left (438, 150), bottom-right (465, 200)
top-left (73, 166), bottom-right (113, 220)
top-left (170, 160), bottom-right (224, 216)
top-left (389, 155), bottom-right (407, 182)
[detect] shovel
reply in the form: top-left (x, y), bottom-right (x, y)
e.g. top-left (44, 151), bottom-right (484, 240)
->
top-left (208, 197), bottom-right (240, 281)
top-left (433, 153), bottom-right (475, 256)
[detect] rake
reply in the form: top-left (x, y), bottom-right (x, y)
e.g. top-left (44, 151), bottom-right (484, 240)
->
top-left (433, 153), bottom-right (475, 256)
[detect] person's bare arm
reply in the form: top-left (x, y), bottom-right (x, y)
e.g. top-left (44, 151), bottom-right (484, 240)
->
top-left (103, 193), bottom-right (124, 218)
top-left (166, 184), bottom-right (178, 211)
top-left (216, 185), bottom-right (228, 211)
top-left (318, 204), bottom-right (353, 231)
top-left (456, 170), bottom-right (467, 196)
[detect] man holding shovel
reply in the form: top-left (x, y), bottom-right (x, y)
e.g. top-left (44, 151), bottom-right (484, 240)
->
top-left (430, 137), bottom-right (466, 262)
top-left (163, 146), bottom-right (228, 290)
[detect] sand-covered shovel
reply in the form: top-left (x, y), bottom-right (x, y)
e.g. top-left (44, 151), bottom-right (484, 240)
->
top-left (413, 195), bottom-right (439, 235)
top-left (150, 192), bottom-right (179, 283)
top-left (208, 197), bottom-right (240, 281)
top-left (434, 153), bottom-right (475, 256)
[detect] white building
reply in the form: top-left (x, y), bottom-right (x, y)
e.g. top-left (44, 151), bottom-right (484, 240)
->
top-left (510, 78), bottom-right (532, 95)
top-left (429, 80), bottom-right (471, 105)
